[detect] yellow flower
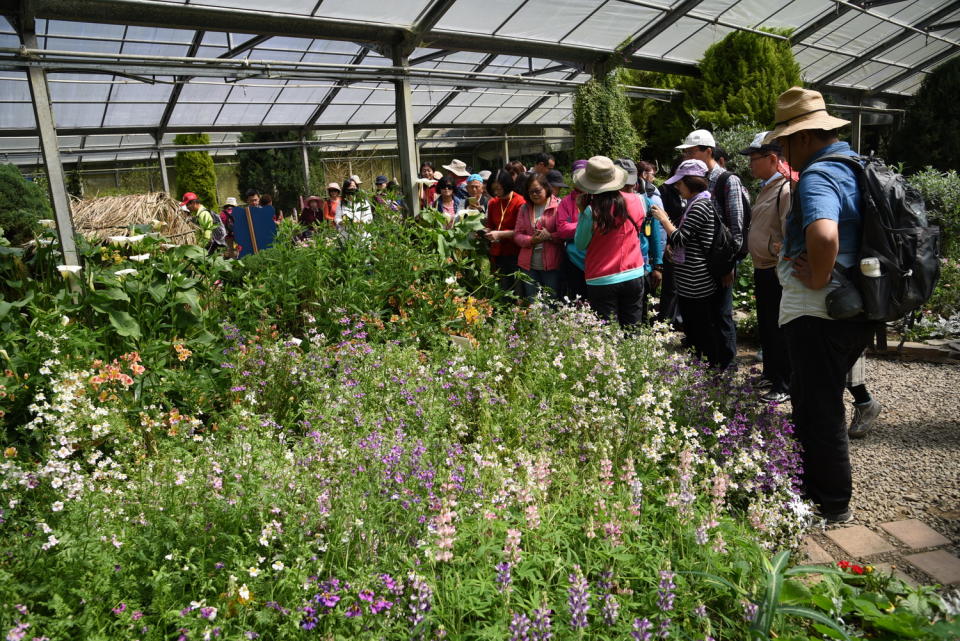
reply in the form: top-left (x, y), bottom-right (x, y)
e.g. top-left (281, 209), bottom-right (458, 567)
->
top-left (3, 446), bottom-right (15, 458)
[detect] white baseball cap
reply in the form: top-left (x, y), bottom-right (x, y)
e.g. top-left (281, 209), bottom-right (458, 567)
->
top-left (675, 129), bottom-right (717, 150)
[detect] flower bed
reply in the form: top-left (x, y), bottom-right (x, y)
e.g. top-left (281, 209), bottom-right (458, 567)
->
top-left (1, 214), bottom-right (957, 640)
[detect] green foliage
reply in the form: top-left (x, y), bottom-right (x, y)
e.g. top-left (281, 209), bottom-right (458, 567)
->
top-left (236, 131), bottom-right (321, 212)
top-left (0, 164), bottom-right (53, 246)
top-left (689, 29), bottom-right (801, 131)
top-left (712, 122), bottom-right (764, 194)
top-left (909, 167), bottom-right (960, 260)
top-left (627, 70), bottom-right (692, 166)
top-left (890, 56), bottom-right (960, 173)
top-left (173, 133), bottom-right (218, 208)
top-left (573, 69), bottom-right (642, 161)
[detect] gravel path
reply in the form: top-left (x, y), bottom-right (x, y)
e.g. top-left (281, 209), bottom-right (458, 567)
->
top-left (846, 356), bottom-right (960, 545)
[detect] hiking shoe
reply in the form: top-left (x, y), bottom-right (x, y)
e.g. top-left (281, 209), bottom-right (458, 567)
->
top-left (818, 509), bottom-right (854, 525)
top-left (849, 399), bottom-right (881, 439)
top-left (760, 390), bottom-right (790, 405)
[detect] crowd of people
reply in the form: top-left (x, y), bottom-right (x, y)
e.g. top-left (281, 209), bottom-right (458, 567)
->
top-left (179, 86), bottom-right (887, 526)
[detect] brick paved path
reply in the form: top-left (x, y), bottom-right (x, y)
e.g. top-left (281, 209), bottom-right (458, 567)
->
top-left (802, 519), bottom-right (960, 586)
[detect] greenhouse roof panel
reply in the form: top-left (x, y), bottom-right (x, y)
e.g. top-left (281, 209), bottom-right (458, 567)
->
top-left (0, 0), bottom-right (954, 145)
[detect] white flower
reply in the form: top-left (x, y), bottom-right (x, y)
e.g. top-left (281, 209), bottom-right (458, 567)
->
top-left (41, 534), bottom-right (59, 550)
top-left (56, 264), bottom-right (82, 278)
top-left (108, 236), bottom-right (130, 245)
top-left (60, 315), bottom-right (70, 326)
top-left (444, 276), bottom-right (456, 285)
top-left (126, 234), bottom-right (146, 243)
top-left (114, 268), bottom-right (138, 277)
top-left (51, 501), bottom-right (64, 512)
top-left (248, 566), bottom-right (260, 577)
top-left (38, 218), bottom-right (56, 229)
top-left (289, 337), bottom-right (302, 347)
top-left (164, 553), bottom-right (174, 560)
top-left (271, 560), bottom-right (284, 572)
top-left (238, 584), bottom-right (251, 601)
top-left (129, 254), bottom-right (150, 262)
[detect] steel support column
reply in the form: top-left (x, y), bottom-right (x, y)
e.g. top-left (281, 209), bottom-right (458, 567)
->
top-left (850, 105), bottom-right (863, 153)
top-left (300, 136), bottom-right (310, 194)
top-left (503, 133), bottom-right (509, 165)
top-left (22, 31), bottom-right (78, 266)
top-left (157, 143), bottom-right (170, 194)
top-left (392, 48), bottom-right (419, 218)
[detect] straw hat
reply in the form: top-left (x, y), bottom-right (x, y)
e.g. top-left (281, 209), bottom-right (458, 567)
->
top-left (572, 156), bottom-right (627, 194)
top-left (765, 87), bottom-right (850, 143)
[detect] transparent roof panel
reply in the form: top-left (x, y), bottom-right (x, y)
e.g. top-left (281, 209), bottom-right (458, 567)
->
top-left (563, 3), bottom-right (661, 50)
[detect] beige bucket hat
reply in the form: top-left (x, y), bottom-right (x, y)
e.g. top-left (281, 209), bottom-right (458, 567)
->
top-left (765, 87), bottom-right (850, 143)
top-left (442, 159), bottom-right (470, 177)
top-left (572, 156), bottom-right (628, 194)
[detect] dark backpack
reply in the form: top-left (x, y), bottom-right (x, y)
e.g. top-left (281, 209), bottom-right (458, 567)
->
top-left (713, 170), bottom-right (752, 260)
top-left (812, 154), bottom-right (940, 323)
top-left (694, 200), bottom-right (738, 280)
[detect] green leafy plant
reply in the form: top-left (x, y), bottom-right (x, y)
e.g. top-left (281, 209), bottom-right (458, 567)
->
top-left (0, 164), bottom-right (53, 246)
top-left (890, 55), bottom-right (960, 174)
top-left (573, 69), bottom-right (642, 161)
top-left (236, 131), bottom-right (321, 212)
top-left (688, 28), bottom-right (801, 131)
top-left (173, 133), bottom-right (218, 208)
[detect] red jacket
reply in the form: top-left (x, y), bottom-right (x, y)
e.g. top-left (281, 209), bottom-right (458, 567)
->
top-left (554, 191), bottom-right (581, 240)
top-left (486, 192), bottom-right (523, 257)
top-left (514, 195), bottom-right (563, 271)
top-left (583, 193), bottom-right (645, 281)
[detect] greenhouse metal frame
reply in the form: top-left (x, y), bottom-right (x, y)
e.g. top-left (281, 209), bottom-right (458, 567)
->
top-left (0, 0), bottom-right (958, 265)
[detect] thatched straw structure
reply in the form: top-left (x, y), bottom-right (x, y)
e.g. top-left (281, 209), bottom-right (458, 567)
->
top-left (71, 192), bottom-right (198, 244)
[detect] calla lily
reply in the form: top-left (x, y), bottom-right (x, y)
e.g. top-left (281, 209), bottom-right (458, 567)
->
top-left (126, 234), bottom-right (146, 243)
top-left (56, 264), bottom-right (82, 278)
top-left (38, 219), bottom-right (56, 229)
top-left (108, 236), bottom-right (130, 246)
top-left (114, 268), bottom-right (138, 277)
top-left (129, 254), bottom-right (150, 262)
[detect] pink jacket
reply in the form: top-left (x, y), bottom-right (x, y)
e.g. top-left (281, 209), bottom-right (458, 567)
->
top-left (583, 194), bottom-right (645, 281)
top-left (554, 191), bottom-right (581, 240)
top-left (514, 195), bottom-right (564, 271)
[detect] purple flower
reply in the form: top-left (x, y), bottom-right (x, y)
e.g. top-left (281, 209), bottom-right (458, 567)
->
top-left (632, 618), bottom-right (652, 641)
top-left (601, 594), bottom-right (619, 626)
top-left (742, 600), bottom-right (759, 623)
top-left (112, 603), bottom-right (127, 615)
top-left (132, 610), bottom-right (144, 621)
top-left (657, 571), bottom-right (675, 612)
top-left (300, 605), bottom-right (318, 631)
top-left (369, 597), bottom-right (393, 615)
top-left (567, 565), bottom-right (590, 630)
top-left (344, 604), bottom-right (362, 618)
top-left (659, 618), bottom-right (672, 638)
top-left (495, 561), bottom-right (513, 593)
top-left (358, 589), bottom-right (374, 602)
top-left (509, 612), bottom-right (532, 641)
top-left (407, 573), bottom-right (432, 640)
top-left (199, 606), bottom-right (217, 620)
top-left (531, 607), bottom-right (553, 641)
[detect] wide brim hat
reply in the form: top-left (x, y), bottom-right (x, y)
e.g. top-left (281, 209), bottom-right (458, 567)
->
top-left (442, 159), bottom-right (470, 177)
top-left (765, 87), bottom-right (850, 143)
top-left (572, 156), bottom-right (628, 194)
top-left (305, 195), bottom-right (323, 205)
top-left (327, 182), bottom-right (341, 192)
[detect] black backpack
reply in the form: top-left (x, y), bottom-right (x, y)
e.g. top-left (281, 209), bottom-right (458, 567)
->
top-left (695, 200), bottom-right (739, 280)
top-left (713, 170), bottom-right (752, 260)
top-left (812, 154), bottom-right (940, 323)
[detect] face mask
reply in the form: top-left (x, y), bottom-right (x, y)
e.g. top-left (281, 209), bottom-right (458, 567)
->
top-left (345, 189), bottom-right (357, 196)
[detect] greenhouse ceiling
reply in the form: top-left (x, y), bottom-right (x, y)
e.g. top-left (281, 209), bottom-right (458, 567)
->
top-left (0, 0), bottom-right (958, 165)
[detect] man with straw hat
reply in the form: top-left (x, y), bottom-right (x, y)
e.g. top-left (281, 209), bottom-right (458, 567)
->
top-left (767, 86), bottom-right (875, 525)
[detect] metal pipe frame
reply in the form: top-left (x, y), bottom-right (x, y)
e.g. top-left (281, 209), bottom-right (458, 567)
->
top-left (392, 48), bottom-right (420, 217)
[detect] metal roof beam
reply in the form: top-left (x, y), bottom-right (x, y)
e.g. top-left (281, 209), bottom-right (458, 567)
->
top-left (302, 47), bottom-right (369, 130)
top-left (0, 0), bottom-right (409, 46)
top-left (871, 47), bottom-right (960, 93)
top-left (418, 53), bottom-right (497, 128)
top-left (521, 63), bottom-right (572, 77)
top-left (218, 34), bottom-right (270, 60)
top-left (815, 0), bottom-right (960, 87)
top-left (410, 49), bottom-right (452, 65)
top-left (410, 0), bottom-right (457, 39)
top-left (928, 19), bottom-right (960, 32)
top-left (507, 69), bottom-right (579, 127)
top-left (790, 4), bottom-right (853, 44)
top-left (0, 0), bottom-right (701, 77)
top-left (619, 0), bottom-right (705, 59)
top-left (157, 29), bottom-right (204, 135)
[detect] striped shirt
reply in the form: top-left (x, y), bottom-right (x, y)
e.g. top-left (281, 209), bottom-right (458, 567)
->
top-left (669, 198), bottom-right (718, 299)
